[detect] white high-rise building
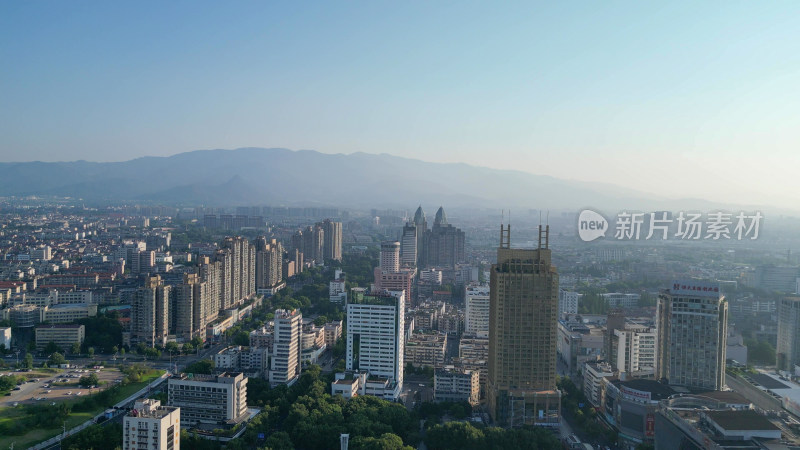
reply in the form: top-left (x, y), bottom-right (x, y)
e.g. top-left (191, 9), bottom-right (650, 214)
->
top-left (345, 289), bottom-right (405, 399)
top-left (465, 284), bottom-right (490, 336)
top-left (612, 326), bottom-right (657, 377)
top-left (269, 309), bottom-right (302, 386)
top-left (380, 241), bottom-right (401, 273)
top-left (657, 280), bottom-right (727, 391)
top-left (123, 399), bottom-right (180, 450)
top-left (558, 289), bottom-right (580, 316)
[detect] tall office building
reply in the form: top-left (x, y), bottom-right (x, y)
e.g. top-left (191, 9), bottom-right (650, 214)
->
top-left (346, 289), bottom-right (405, 399)
top-left (777, 297), bottom-right (800, 371)
top-left (656, 280), bottom-right (728, 390)
top-left (380, 241), bottom-right (400, 273)
top-left (400, 223), bottom-right (418, 268)
top-left (423, 207), bottom-right (465, 268)
top-left (269, 309), bottom-right (302, 386)
top-left (130, 276), bottom-right (170, 347)
top-left (487, 225), bottom-right (560, 428)
top-left (465, 284), bottom-right (490, 336)
top-left (319, 219), bottom-right (343, 262)
top-left (413, 206), bottom-right (428, 268)
top-left (122, 399), bottom-right (180, 450)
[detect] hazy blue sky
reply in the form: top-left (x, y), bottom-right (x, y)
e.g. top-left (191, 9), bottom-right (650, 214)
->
top-left (2, 1), bottom-right (799, 206)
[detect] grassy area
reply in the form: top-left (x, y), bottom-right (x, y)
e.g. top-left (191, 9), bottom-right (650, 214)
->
top-left (0, 368), bottom-right (164, 449)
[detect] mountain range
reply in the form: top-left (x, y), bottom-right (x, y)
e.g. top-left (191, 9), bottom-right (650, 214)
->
top-left (0, 148), bottom-right (774, 212)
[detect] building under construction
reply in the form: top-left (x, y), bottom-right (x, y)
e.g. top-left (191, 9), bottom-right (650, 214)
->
top-left (487, 224), bottom-right (561, 428)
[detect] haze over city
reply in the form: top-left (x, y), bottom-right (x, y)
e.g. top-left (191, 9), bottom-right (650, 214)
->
top-left (3, 2), bottom-right (800, 206)
top-left (4, 3), bottom-right (800, 450)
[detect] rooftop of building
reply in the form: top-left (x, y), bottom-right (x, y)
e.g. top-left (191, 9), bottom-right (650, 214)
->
top-left (705, 410), bottom-right (779, 432)
top-left (172, 371), bottom-right (244, 382)
top-left (35, 323), bottom-right (84, 329)
top-left (611, 378), bottom-right (675, 400)
top-left (349, 290), bottom-right (400, 306)
top-left (690, 390), bottom-right (751, 405)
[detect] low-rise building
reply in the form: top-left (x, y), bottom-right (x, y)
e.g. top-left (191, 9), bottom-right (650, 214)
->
top-left (323, 320), bottom-right (343, 348)
top-left (583, 361), bottom-right (616, 407)
top-left (213, 346), bottom-right (270, 377)
top-left (434, 368), bottom-right (480, 405)
top-left (557, 319), bottom-right (604, 374)
top-left (35, 324), bottom-right (85, 351)
top-left (168, 372), bottom-right (248, 426)
top-left (600, 293), bottom-right (641, 308)
top-left (405, 331), bottom-right (447, 368)
top-left (249, 324), bottom-right (274, 349)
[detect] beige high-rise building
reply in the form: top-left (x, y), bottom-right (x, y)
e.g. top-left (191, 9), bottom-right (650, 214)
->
top-left (220, 236), bottom-right (256, 309)
top-left (487, 225), bottom-right (560, 428)
top-left (319, 219), bottom-right (343, 262)
top-left (198, 257), bottom-right (223, 316)
top-left (130, 275), bottom-right (170, 347)
top-left (172, 273), bottom-right (211, 341)
top-left (656, 280), bottom-right (727, 391)
top-left (255, 237), bottom-right (283, 291)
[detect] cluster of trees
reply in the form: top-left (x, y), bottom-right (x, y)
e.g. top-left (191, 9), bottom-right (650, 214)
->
top-left (77, 314), bottom-right (124, 354)
top-left (227, 366), bottom-right (417, 450)
top-left (62, 423), bottom-right (122, 450)
top-left (184, 358), bottom-right (215, 375)
top-left (425, 422), bottom-right (560, 450)
top-left (744, 337), bottom-right (776, 365)
top-left (558, 377), bottom-right (616, 443)
top-left (79, 372), bottom-right (100, 388)
top-left (0, 374), bottom-right (24, 393)
top-left (0, 402), bottom-right (72, 436)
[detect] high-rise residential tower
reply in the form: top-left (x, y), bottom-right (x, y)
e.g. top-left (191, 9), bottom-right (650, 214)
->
top-left (130, 275), bottom-right (170, 347)
top-left (487, 225), bottom-right (560, 428)
top-left (255, 237), bottom-right (283, 291)
top-left (319, 219), bottom-right (343, 262)
top-left (776, 297), bottom-right (800, 371)
top-left (656, 280), bottom-right (727, 390)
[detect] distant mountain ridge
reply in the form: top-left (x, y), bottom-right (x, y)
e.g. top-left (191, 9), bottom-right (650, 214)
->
top-left (0, 147), bottom-right (772, 211)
